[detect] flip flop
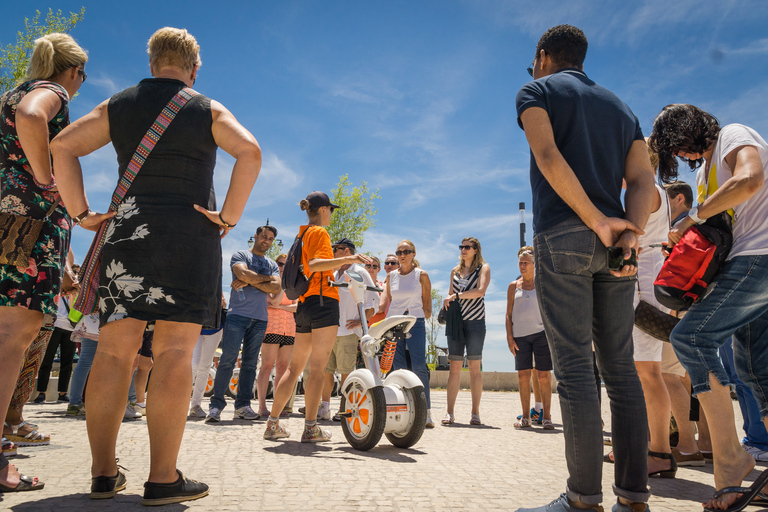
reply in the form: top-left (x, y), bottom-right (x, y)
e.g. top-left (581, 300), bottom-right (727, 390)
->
top-left (704, 468), bottom-right (768, 512)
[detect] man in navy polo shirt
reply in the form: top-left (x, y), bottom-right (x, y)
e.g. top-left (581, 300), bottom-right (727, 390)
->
top-left (206, 226), bottom-right (281, 423)
top-left (515, 25), bottom-right (656, 512)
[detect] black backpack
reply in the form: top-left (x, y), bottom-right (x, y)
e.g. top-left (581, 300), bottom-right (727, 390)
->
top-left (282, 228), bottom-right (315, 300)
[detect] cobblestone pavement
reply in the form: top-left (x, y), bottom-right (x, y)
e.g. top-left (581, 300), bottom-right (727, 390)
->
top-left (1, 390), bottom-right (764, 511)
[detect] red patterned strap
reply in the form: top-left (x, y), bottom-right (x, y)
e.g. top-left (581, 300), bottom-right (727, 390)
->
top-left (72, 87), bottom-right (198, 318)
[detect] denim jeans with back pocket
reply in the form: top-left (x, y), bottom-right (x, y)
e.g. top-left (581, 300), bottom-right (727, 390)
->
top-left (534, 218), bottom-right (650, 505)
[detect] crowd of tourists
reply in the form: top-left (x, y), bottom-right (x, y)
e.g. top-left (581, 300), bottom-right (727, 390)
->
top-left (1, 22), bottom-right (767, 512)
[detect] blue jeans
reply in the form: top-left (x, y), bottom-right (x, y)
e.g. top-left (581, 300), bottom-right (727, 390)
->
top-left (210, 314), bottom-right (267, 410)
top-left (672, 255), bottom-right (768, 417)
top-left (534, 218), bottom-right (649, 505)
top-left (392, 317), bottom-right (430, 408)
top-left (720, 339), bottom-right (768, 450)
top-left (69, 337), bottom-right (97, 407)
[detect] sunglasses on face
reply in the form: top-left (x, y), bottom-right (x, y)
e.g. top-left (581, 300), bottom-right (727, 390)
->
top-left (78, 67), bottom-right (87, 82)
top-left (384, 261), bottom-right (398, 266)
top-left (395, 250), bottom-right (414, 256)
top-left (458, 245), bottom-right (475, 251)
top-left (277, 261), bottom-right (285, 267)
top-left (365, 264), bottom-right (379, 269)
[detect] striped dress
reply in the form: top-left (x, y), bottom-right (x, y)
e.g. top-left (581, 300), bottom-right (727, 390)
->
top-left (451, 265), bottom-right (485, 321)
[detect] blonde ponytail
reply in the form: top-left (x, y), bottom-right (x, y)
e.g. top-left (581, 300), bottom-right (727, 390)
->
top-left (24, 33), bottom-right (87, 82)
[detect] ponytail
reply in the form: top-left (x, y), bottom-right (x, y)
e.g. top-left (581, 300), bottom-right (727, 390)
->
top-left (24, 33), bottom-right (87, 82)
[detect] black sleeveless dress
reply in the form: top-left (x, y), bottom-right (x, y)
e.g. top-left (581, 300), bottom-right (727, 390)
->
top-left (100, 78), bottom-right (221, 328)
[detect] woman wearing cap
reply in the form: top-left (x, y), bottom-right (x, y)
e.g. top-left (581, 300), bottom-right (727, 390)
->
top-left (264, 191), bottom-right (371, 442)
top-left (441, 237), bottom-right (490, 426)
top-left (379, 240), bottom-right (434, 428)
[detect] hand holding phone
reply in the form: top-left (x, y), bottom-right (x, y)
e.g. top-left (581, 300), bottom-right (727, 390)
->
top-left (607, 247), bottom-right (637, 271)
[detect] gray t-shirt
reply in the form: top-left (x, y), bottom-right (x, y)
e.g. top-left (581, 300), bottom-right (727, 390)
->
top-left (229, 250), bottom-right (279, 321)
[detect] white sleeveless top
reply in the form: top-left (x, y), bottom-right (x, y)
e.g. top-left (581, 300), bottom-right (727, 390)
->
top-left (634, 184), bottom-right (671, 314)
top-left (511, 283), bottom-right (544, 337)
top-left (387, 267), bottom-right (425, 318)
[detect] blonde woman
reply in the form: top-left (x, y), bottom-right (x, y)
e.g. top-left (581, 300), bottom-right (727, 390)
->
top-left (0, 33), bottom-right (90, 493)
top-left (379, 240), bottom-right (434, 428)
top-left (441, 237), bottom-right (490, 425)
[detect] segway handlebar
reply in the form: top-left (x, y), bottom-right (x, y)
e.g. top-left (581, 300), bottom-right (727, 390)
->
top-left (329, 280), bottom-right (383, 293)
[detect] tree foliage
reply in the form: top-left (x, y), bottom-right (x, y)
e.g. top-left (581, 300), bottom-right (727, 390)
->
top-left (326, 174), bottom-right (380, 250)
top-left (426, 287), bottom-right (443, 366)
top-left (0, 8), bottom-right (86, 95)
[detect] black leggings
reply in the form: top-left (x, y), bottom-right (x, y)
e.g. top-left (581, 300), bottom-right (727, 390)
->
top-left (37, 327), bottom-right (76, 394)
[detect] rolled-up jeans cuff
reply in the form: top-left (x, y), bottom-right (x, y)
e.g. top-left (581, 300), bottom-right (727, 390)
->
top-left (690, 368), bottom-right (732, 396)
top-left (612, 484), bottom-right (650, 504)
top-left (566, 485), bottom-right (602, 505)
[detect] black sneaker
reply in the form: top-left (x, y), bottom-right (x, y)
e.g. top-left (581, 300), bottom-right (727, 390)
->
top-left (33, 393), bottom-right (46, 404)
top-left (58, 394), bottom-right (70, 403)
top-left (90, 468), bottom-right (127, 499)
top-left (142, 470), bottom-right (209, 506)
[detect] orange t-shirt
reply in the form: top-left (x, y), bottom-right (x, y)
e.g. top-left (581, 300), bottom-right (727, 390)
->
top-left (298, 225), bottom-right (340, 303)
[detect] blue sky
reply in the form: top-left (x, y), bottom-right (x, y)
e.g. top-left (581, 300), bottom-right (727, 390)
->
top-left (6, 1), bottom-right (768, 372)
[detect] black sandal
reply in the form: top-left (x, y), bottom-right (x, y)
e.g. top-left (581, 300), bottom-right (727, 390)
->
top-left (648, 450), bottom-right (677, 478)
top-left (142, 469), bottom-right (209, 506)
top-left (704, 469), bottom-right (768, 512)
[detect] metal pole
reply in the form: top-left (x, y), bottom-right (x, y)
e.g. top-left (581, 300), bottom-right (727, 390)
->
top-left (519, 202), bottom-right (526, 248)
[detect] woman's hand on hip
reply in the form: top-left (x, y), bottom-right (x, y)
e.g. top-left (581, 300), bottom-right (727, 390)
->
top-left (194, 204), bottom-right (235, 239)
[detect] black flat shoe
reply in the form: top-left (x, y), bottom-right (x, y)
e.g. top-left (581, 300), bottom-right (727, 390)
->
top-left (648, 450), bottom-right (677, 478)
top-left (90, 468), bottom-right (127, 499)
top-left (142, 470), bottom-right (208, 506)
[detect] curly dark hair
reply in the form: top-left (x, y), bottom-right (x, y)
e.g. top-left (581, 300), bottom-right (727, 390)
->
top-left (535, 25), bottom-right (588, 68)
top-left (648, 104), bottom-right (720, 183)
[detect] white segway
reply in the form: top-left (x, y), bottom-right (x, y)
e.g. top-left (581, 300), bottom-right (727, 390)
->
top-left (329, 269), bottom-right (428, 451)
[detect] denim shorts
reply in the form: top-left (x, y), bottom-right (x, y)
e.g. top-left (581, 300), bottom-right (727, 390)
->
top-left (295, 295), bottom-right (339, 334)
top-left (513, 330), bottom-right (552, 371)
top-left (447, 319), bottom-right (486, 361)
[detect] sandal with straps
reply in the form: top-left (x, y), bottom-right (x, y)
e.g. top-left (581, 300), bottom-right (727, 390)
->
top-left (470, 414), bottom-right (482, 425)
top-left (648, 450), bottom-right (677, 478)
top-left (441, 413), bottom-right (454, 425)
top-left (4, 421), bottom-right (50, 447)
top-left (514, 417), bottom-right (531, 429)
top-left (2, 437), bottom-right (17, 458)
top-left (0, 466), bottom-right (45, 492)
top-left (704, 468), bottom-right (768, 512)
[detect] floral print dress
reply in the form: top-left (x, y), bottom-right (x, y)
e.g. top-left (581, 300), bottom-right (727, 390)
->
top-left (0, 80), bottom-right (71, 315)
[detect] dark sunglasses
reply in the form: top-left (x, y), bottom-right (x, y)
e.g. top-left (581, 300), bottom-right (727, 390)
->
top-left (395, 250), bottom-right (414, 256)
top-left (384, 261), bottom-right (398, 266)
top-left (277, 261), bottom-right (285, 267)
top-left (527, 57), bottom-right (536, 77)
top-left (78, 67), bottom-right (87, 82)
top-left (365, 264), bottom-right (379, 269)
top-left (458, 245), bottom-right (476, 251)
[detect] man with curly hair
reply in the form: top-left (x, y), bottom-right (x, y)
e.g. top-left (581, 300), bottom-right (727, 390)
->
top-left (649, 104), bottom-right (768, 511)
top-left (515, 24), bottom-right (656, 512)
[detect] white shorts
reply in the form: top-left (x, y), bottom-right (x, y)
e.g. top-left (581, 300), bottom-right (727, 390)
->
top-left (661, 342), bottom-right (686, 377)
top-left (632, 325), bottom-right (663, 362)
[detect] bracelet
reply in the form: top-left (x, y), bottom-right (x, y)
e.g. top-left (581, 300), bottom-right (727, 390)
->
top-left (73, 208), bottom-right (91, 226)
top-left (218, 212), bottom-right (236, 229)
top-left (33, 174), bottom-right (56, 191)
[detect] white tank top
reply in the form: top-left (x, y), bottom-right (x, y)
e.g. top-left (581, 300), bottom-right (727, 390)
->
top-left (387, 267), bottom-right (425, 318)
top-left (511, 283), bottom-right (544, 337)
top-left (635, 184), bottom-right (671, 314)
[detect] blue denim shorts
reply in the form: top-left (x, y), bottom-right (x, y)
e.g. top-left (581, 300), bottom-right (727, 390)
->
top-left (447, 319), bottom-right (486, 361)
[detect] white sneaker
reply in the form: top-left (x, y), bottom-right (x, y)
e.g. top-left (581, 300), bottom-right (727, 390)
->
top-left (317, 402), bottom-right (331, 421)
top-left (124, 402), bottom-right (142, 419)
top-left (188, 405), bottom-right (206, 418)
top-left (744, 444), bottom-right (768, 462)
top-left (425, 409), bottom-right (435, 429)
top-left (134, 402), bottom-right (146, 416)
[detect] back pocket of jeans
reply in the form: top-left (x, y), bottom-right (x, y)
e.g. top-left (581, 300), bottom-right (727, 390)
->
top-left (544, 226), bottom-right (595, 275)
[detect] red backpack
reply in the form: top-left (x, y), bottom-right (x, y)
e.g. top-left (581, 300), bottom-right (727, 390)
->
top-left (654, 212), bottom-right (732, 311)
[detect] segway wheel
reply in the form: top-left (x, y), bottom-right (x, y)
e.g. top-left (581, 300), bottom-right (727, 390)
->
top-left (226, 368), bottom-right (240, 399)
top-left (203, 369), bottom-right (215, 397)
top-left (385, 385), bottom-right (427, 448)
top-left (340, 385), bottom-right (386, 451)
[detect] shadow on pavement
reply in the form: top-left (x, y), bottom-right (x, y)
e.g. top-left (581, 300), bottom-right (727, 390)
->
top-left (440, 423), bottom-right (501, 430)
top-left (5, 492), bottom-right (190, 511)
top-left (335, 445), bottom-right (425, 462)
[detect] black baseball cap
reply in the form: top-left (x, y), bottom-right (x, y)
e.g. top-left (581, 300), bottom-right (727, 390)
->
top-left (332, 237), bottom-right (355, 251)
top-left (306, 191), bottom-right (340, 210)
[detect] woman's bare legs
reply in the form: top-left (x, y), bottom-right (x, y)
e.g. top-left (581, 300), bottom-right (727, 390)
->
top-left (257, 343), bottom-right (278, 414)
top-left (446, 359), bottom-right (462, 417)
top-left (636, 361), bottom-right (673, 473)
top-left (468, 359), bottom-right (482, 416)
top-left (517, 369), bottom-right (532, 420)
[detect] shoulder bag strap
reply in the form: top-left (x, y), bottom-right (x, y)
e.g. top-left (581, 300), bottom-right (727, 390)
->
top-left (73, 87), bottom-right (198, 318)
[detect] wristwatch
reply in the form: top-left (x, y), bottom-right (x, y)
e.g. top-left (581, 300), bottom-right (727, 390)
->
top-left (688, 207), bottom-right (705, 225)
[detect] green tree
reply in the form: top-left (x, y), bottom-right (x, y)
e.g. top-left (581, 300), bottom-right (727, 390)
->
top-left (1, 8), bottom-right (86, 94)
top-left (326, 174), bottom-right (380, 249)
top-left (426, 287), bottom-right (443, 367)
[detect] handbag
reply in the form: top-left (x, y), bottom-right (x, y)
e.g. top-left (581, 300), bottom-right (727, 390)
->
top-left (70, 87), bottom-right (198, 322)
top-left (0, 198), bottom-right (61, 267)
top-left (634, 298), bottom-right (679, 342)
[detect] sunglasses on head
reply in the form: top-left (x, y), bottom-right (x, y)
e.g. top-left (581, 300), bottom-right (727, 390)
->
top-left (365, 264), bottom-right (379, 269)
top-left (395, 250), bottom-right (414, 256)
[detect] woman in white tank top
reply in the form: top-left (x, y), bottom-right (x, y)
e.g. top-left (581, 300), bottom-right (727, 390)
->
top-left (379, 239), bottom-right (434, 428)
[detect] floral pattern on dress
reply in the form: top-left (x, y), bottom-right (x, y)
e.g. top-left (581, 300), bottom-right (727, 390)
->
top-left (98, 198), bottom-right (174, 324)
